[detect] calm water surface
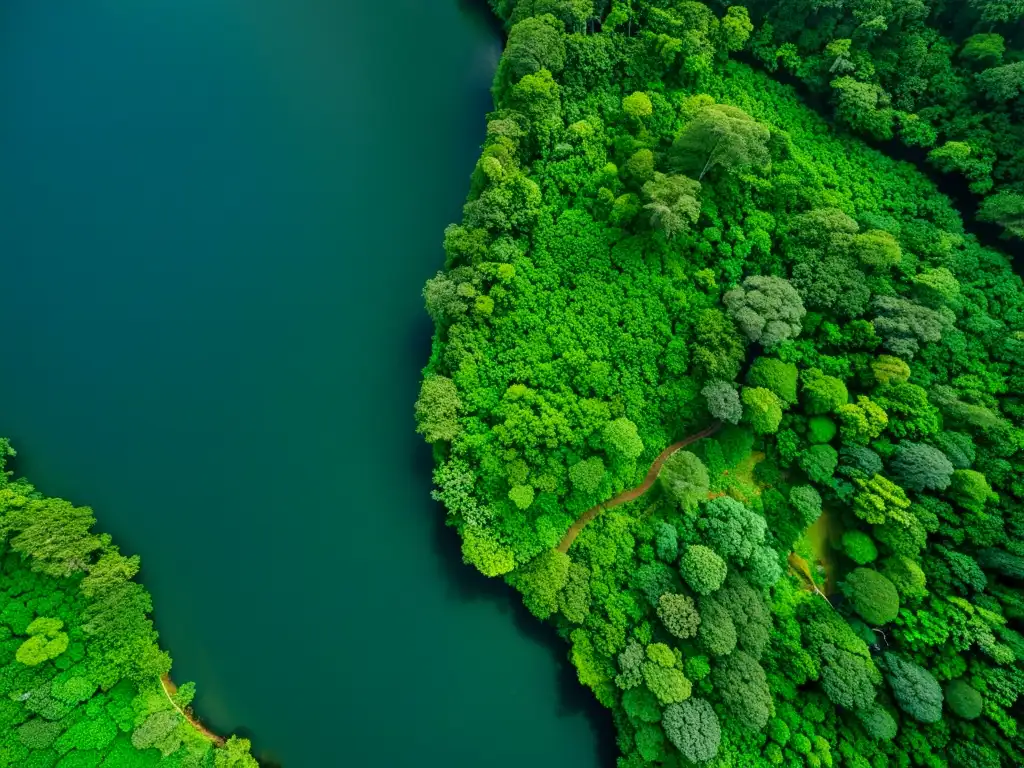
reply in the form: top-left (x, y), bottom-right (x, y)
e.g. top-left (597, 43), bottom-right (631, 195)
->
top-left (0, 2), bottom-right (609, 765)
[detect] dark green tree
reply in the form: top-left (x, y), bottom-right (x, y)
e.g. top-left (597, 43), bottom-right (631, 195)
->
top-left (888, 442), bottom-right (954, 492)
top-left (841, 568), bottom-right (900, 625)
top-left (884, 653), bottom-right (943, 723)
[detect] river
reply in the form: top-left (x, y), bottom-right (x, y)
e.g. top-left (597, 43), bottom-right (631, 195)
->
top-left (0, 2), bottom-right (609, 765)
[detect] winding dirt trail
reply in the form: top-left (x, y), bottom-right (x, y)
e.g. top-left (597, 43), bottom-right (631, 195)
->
top-left (556, 422), bottom-right (721, 553)
top-left (160, 675), bottom-right (225, 746)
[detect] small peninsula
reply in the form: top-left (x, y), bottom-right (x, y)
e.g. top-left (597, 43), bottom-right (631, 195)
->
top-left (0, 440), bottom-right (259, 766)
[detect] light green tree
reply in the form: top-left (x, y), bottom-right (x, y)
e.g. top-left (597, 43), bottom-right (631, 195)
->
top-left (15, 617), bottom-right (69, 666)
top-left (642, 173), bottom-right (702, 240)
top-left (671, 104), bottom-right (770, 181)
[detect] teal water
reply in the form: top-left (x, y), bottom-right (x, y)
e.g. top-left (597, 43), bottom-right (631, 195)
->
top-left (0, 2), bottom-right (608, 765)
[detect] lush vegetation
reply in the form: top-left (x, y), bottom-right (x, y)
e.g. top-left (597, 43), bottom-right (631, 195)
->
top-left (0, 442), bottom-right (258, 768)
top-left (418, 1), bottom-right (1024, 766)
top-left (744, 0), bottom-right (1024, 241)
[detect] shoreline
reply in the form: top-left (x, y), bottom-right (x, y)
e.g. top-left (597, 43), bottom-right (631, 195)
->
top-left (160, 674), bottom-right (226, 746)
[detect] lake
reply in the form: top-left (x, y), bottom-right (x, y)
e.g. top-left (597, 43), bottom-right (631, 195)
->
top-left (0, 1), bottom-right (609, 765)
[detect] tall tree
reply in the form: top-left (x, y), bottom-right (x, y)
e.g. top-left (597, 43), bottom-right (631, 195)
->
top-left (671, 104), bottom-right (770, 180)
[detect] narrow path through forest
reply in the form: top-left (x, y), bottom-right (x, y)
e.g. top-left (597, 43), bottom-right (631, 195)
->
top-left (160, 675), bottom-right (225, 746)
top-left (557, 422), bottom-right (721, 553)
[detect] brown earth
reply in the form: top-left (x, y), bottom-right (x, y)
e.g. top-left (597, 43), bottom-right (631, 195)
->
top-left (160, 674), bottom-right (225, 746)
top-left (556, 422), bottom-right (722, 553)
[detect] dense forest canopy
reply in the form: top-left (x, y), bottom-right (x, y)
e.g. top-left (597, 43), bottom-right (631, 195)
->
top-left (739, 0), bottom-right (1024, 241)
top-left (0, 441), bottom-right (259, 768)
top-left (418, 0), bottom-right (1024, 766)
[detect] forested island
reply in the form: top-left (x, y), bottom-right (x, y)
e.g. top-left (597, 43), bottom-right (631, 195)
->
top-left (417, 1), bottom-right (1024, 766)
top-left (0, 439), bottom-right (259, 765)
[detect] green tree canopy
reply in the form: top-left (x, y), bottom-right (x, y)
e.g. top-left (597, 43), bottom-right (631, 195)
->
top-left (884, 653), bottom-right (943, 723)
top-left (842, 568), bottom-right (900, 625)
top-left (821, 644), bottom-right (880, 711)
top-left (415, 375), bottom-right (462, 443)
top-left (853, 229), bottom-right (902, 270)
top-left (836, 396), bottom-right (888, 444)
top-left (510, 549), bottom-right (571, 619)
top-left (692, 308), bottom-right (747, 381)
top-left (663, 698), bottom-right (721, 763)
top-left (660, 451), bottom-right (710, 512)
top-left (945, 679), bottom-right (983, 720)
top-left (746, 357), bottom-right (798, 405)
top-left (622, 91), bottom-right (653, 119)
top-left (569, 456), bottom-right (606, 496)
top-left (698, 496), bottom-right (766, 563)
top-left (789, 485), bottom-right (822, 526)
top-left (15, 617), bottom-right (69, 667)
top-left (842, 531), bottom-right (878, 565)
top-left (702, 380), bottom-right (742, 424)
top-left (724, 276), bottom-right (806, 349)
top-left (802, 369), bottom-right (849, 415)
top-left (603, 417), bottom-right (645, 462)
top-left (671, 103), bottom-right (770, 180)
top-left (658, 592), bottom-right (701, 639)
top-left (798, 444), bottom-right (839, 485)
top-left (712, 650), bottom-right (774, 730)
top-left (978, 191), bottom-right (1024, 238)
top-left (501, 14), bottom-right (566, 83)
top-left (852, 474), bottom-right (912, 526)
top-left (742, 386), bottom-right (784, 435)
top-left (698, 594), bottom-right (737, 656)
top-left (857, 702), bottom-right (898, 740)
top-left (642, 173), bottom-right (702, 240)
top-left (888, 442), bottom-right (954, 492)
top-left (680, 544), bottom-right (728, 595)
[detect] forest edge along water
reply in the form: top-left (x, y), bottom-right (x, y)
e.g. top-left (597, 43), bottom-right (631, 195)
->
top-left (5, 1), bottom-right (1024, 766)
top-left (160, 676), bottom-right (225, 747)
top-left (0, 1), bottom-right (612, 765)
